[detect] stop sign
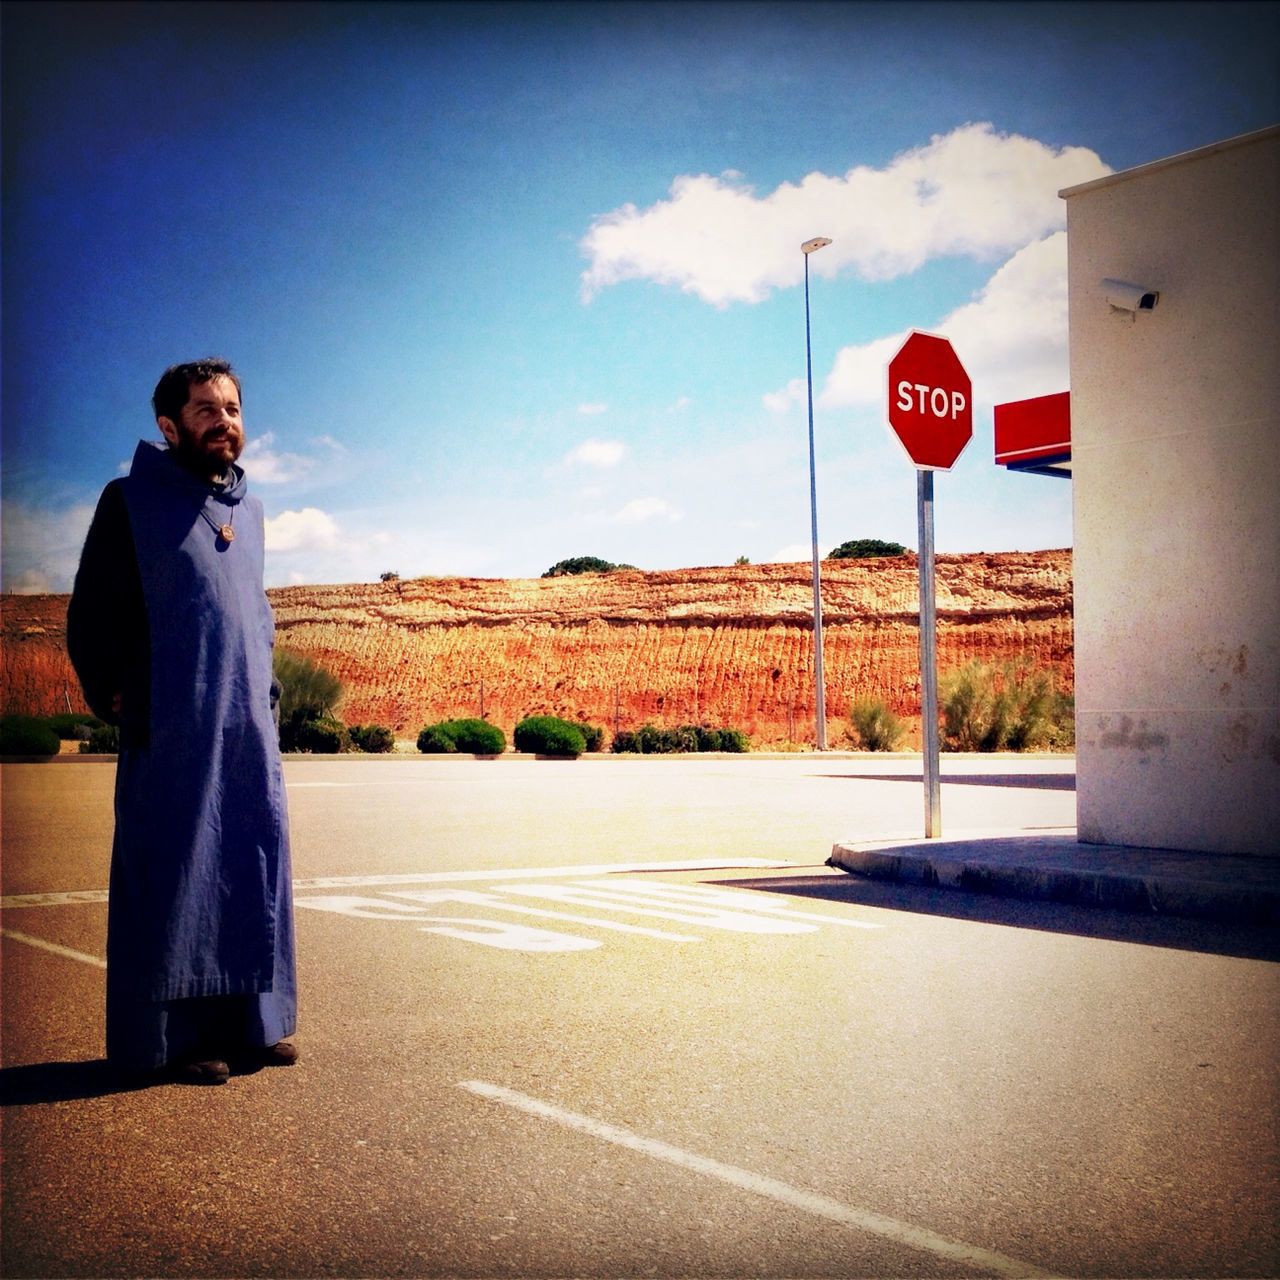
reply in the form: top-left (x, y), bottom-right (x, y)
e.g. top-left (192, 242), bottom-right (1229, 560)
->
top-left (887, 331), bottom-right (973, 470)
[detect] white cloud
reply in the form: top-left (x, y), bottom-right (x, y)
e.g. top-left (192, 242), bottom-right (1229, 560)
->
top-left (0, 501), bottom-right (96, 594)
top-left (608, 497), bottom-right (683, 524)
top-left (926, 231), bottom-right (1072, 405)
top-left (564, 437), bottom-right (628, 468)
top-left (7, 566), bottom-right (57, 594)
top-left (764, 377), bottom-right (806, 415)
top-left (818, 232), bottom-right (1071, 410)
top-left (580, 123), bottom-right (1109, 307)
top-left (241, 432), bottom-right (316, 485)
top-left (766, 543), bottom-right (813, 564)
top-left (260, 519), bottom-right (499, 589)
top-left (264, 507), bottom-right (341, 553)
top-left (577, 402), bottom-right (609, 416)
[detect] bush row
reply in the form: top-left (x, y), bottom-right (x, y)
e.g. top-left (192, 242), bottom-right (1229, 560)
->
top-left (845, 660), bottom-right (1073, 752)
top-left (0, 713), bottom-right (120, 756)
top-left (0, 709), bottom-right (401, 758)
top-left (417, 715), bottom-right (753, 758)
top-left (416, 715), bottom-right (603, 758)
top-left (2, 658), bottom-right (1073, 759)
top-left (939, 659), bottom-right (1074, 752)
top-left (611, 724), bottom-right (749, 754)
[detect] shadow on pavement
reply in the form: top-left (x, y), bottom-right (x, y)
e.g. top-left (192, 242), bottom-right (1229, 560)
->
top-left (716, 873), bottom-right (1280, 962)
top-left (819, 772), bottom-right (1076, 791)
top-left (0, 1059), bottom-right (152, 1106)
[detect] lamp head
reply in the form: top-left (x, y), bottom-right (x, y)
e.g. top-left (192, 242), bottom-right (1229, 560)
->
top-left (801, 237), bottom-right (832, 254)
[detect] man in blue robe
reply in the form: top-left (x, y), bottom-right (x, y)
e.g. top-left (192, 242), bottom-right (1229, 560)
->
top-left (68, 358), bottom-right (297, 1085)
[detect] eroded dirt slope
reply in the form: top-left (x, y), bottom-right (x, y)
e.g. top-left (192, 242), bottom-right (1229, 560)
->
top-left (3, 550), bottom-right (1071, 747)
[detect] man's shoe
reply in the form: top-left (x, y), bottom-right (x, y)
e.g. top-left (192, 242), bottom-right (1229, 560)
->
top-left (257, 1041), bottom-right (299, 1067)
top-left (177, 1057), bottom-right (231, 1086)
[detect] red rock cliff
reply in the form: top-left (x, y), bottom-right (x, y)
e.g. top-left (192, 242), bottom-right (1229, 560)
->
top-left (4, 550), bottom-right (1070, 747)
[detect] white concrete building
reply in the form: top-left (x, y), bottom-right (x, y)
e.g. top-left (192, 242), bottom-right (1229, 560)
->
top-left (1061, 125), bottom-right (1279, 856)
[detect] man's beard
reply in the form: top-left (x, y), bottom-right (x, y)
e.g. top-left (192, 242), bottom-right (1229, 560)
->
top-left (170, 424), bottom-right (243, 480)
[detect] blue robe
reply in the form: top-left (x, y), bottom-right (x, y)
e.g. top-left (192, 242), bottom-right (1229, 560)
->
top-left (69, 441), bottom-right (295, 1071)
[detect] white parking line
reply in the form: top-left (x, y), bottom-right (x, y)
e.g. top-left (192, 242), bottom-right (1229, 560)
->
top-left (1, 929), bottom-right (106, 969)
top-left (2, 861), bottom-right (798, 910)
top-left (1, 889), bottom-right (110, 909)
top-left (458, 1080), bottom-right (1063, 1279)
top-left (294, 857), bottom-right (794, 890)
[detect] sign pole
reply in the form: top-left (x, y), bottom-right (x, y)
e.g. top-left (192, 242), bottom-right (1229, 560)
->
top-left (886, 328), bottom-right (970, 839)
top-left (917, 469), bottom-right (941, 838)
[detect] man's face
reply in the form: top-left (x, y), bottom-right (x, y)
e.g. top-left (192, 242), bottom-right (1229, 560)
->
top-left (157, 375), bottom-right (245, 478)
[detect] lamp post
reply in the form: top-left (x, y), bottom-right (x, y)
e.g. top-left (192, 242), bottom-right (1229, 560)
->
top-left (802, 235), bottom-right (832, 749)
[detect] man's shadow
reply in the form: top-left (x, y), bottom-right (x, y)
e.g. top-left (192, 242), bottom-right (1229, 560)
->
top-left (0, 1059), bottom-right (151, 1105)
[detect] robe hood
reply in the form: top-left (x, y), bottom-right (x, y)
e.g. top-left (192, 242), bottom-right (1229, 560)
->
top-left (130, 438), bottom-right (249, 504)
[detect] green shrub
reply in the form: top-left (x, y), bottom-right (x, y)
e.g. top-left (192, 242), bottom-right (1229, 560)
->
top-left (940, 659), bottom-right (1071, 752)
top-left (83, 724), bottom-right (121, 754)
top-left (541, 557), bottom-right (638, 578)
top-left (638, 723), bottom-right (675, 754)
top-left (576, 722), bottom-right (604, 753)
top-left (417, 718), bottom-right (505, 755)
top-left (1046, 693), bottom-right (1076, 750)
top-left (274, 648), bottom-right (344, 752)
top-left (294, 716), bottom-right (350, 754)
top-left (827, 538), bottom-right (907, 560)
top-left (848, 696), bottom-right (906, 751)
top-left (514, 715), bottom-right (585, 758)
top-left (611, 723), bottom-right (749, 753)
top-left (542, 556), bottom-right (619, 578)
top-left (46, 712), bottom-right (102, 740)
top-left (447, 719), bottom-right (506, 755)
top-left (0, 715), bottom-right (61, 757)
top-left (349, 724), bottom-right (395, 753)
top-left (417, 725), bottom-right (459, 754)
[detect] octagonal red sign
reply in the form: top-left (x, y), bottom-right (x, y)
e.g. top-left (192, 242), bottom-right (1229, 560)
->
top-left (887, 331), bottom-right (973, 470)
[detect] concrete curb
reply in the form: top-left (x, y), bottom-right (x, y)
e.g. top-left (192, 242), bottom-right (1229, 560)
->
top-left (827, 831), bottom-right (1280, 929)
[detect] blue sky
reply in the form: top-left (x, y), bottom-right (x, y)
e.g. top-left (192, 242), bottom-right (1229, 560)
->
top-left (3, 0), bottom-right (1277, 592)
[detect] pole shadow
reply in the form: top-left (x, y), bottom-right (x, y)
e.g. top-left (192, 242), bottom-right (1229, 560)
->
top-left (818, 772), bottom-right (1077, 790)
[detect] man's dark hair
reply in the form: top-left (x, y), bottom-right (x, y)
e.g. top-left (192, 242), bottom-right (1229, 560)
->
top-left (152, 359), bottom-right (242, 424)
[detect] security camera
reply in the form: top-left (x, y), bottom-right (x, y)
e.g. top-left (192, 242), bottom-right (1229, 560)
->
top-left (1102, 278), bottom-right (1160, 312)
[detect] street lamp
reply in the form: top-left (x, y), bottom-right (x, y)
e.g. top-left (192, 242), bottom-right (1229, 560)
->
top-left (802, 235), bottom-right (832, 749)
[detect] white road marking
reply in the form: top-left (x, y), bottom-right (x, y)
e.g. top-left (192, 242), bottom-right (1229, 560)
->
top-left (1, 929), bottom-right (107, 969)
top-left (459, 1081), bottom-right (1063, 1279)
top-left (294, 867), bottom-right (884, 953)
top-left (1, 889), bottom-right (110, 909)
top-left (1, 860), bottom-right (794, 909)
top-left (293, 857), bottom-right (793, 890)
top-left (418, 916), bottom-right (602, 951)
top-left (560, 878), bottom-right (883, 930)
top-left (385, 889), bottom-right (703, 941)
top-left (297, 891), bottom-right (701, 941)
top-left (498, 882), bottom-right (818, 934)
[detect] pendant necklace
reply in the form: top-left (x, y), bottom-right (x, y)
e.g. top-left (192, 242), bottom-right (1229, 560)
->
top-left (200, 504), bottom-right (236, 546)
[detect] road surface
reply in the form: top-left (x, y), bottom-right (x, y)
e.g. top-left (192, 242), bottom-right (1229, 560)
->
top-left (3, 755), bottom-right (1276, 1277)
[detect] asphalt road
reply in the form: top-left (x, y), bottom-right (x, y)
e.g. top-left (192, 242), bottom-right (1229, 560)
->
top-left (3, 755), bottom-right (1277, 1278)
